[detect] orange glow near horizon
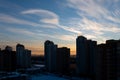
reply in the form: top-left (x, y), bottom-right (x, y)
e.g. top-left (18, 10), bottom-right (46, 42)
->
top-left (28, 43), bottom-right (76, 56)
top-left (0, 41), bottom-right (76, 56)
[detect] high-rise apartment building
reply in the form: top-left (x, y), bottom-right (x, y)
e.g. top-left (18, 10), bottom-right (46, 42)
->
top-left (97, 40), bottom-right (120, 80)
top-left (44, 40), bottom-right (57, 72)
top-left (76, 36), bottom-right (97, 78)
top-left (57, 47), bottom-right (70, 74)
top-left (0, 46), bottom-right (16, 71)
top-left (76, 36), bottom-right (88, 75)
top-left (16, 44), bottom-right (31, 68)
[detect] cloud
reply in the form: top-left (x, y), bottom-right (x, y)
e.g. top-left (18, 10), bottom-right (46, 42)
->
top-left (21, 9), bottom-right (59, 25)
top-left (80, 18), bottom-right (120, 33)
top-left (66, 0), bottom-right (120, 23)
top-left (64, 0), bottom-right (120, 42)
top-left (1, 5), bottom-right (119, 44)
top-left (5, 27), bottom-right (75, 41)
top-left (59, 17), bottom-right (120, 44)
top-left (21, 9), bottom-right (84, 34)
top-left (4, 27), bottom-right (55, 41)
top-left (84, 34), bottom-right (96, 39)
top-left (5, 27), bottom-right (55, 40)
top-left (57, 34), bottom-right (75, 41)
top-left (6, 27), bottom-right (35, 36)
top-left (40, 18), bottom-right (58, 25)
top-left (67, 0), bottom-right (107, 18)
top-left (0, 13), bottom-right (58, 29)
top-left (59, 25), bottom-right (82, 34)
top-left (0, 13), bottom-right (40, 27)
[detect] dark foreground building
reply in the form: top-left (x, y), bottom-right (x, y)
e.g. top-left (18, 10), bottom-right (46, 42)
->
top-left (76, 36), bottom-right (97, 79)
top-left (44, 40), bottom-right (70, 74)
top-left (57, 47), bottom-right (70, 74)
top-left (16, 44), bottom-right (31, 68)
top-left (0, 46), bottom-right (16, 71)
top-left (97, 40), bottom-right (120, 80)
top-left (44, 40), bottom-right (58, 72)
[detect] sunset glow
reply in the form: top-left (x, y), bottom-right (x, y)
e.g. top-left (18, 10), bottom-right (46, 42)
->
top-left (0, 0), bottom-right (120, 55)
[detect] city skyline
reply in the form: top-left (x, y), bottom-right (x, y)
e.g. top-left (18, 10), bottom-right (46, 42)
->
top-left (0, 0), bottom-right (120, 55)
top-left (0, 36), bottom-right (120, 80)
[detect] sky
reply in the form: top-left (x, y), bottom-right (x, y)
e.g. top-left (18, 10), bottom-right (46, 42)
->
top-left (0, 0), bottom-right (120, 55)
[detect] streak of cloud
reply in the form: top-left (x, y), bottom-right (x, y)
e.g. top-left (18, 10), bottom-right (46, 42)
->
top-left (21, 9), bottom-right (59, 25)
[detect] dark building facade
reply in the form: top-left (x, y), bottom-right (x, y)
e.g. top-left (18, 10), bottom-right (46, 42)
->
top-left (16, 44), bottom-right (25, 68)
top-left (44, 40), bottom-right (70, 74)
top-left (16, 44), bottom-right (31, 68)
top-left (97, 40), bottom-right (120, 80)
top-left (76, 36), bottom-right (88, 75)
top-left (97, 44), bottom-right (107, 80)
top-left (44, 40), bottom-right (58, 72)
top-left (76, 36), bottom-right (97, 78)
top-left (24, 49), bottom-right (31, 68)
top-left (87, 40), bottom-right (97, 78)
top-left (0, 46), bottom-right (16, 72)
top-left (57, 47), bottom-right (70, 74)
top-left (5, 46), bottom-right (12, 51)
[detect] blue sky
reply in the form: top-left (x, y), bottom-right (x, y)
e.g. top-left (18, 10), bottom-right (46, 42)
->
top-left (0, 0), bottom-right (120, 55)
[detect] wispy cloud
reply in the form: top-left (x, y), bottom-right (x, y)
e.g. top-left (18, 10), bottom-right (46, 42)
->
top-left (67, 0), bottom-right (107, 18)
top-left (20, 7), bottom-right (120, 42)
top-left (6, 27), bottom-right (35, 36)
top-left (0, 13), bottom-right (59, 29)
top-left (58, 35), bottom-right (75, 41)
top-left (21, 9), bottom-right (59, 25)
top-left (21, 9), bottom-right (83, 34)
top-left (59, 25), bottom-right (82, 34)
top-left (0, 13), bottom-right (40, 27)
top-left (63, 17), bottom-right (120, 42)
top-left (66, 0), bottom-right (120, 23)
top-left (80, 18), bottom-right (120, 33)
top-left (64, 0), bottom-right (120, 42)
top-left (40, 18), bottom-right (58, 25)
top-left (5, 26), bottom-right (75, 42)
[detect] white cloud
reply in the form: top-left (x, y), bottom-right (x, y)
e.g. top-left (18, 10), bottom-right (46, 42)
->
top-left (84, 34), bottom-right (96, 39)
top-left (0, 13), bottom-right (59, 29)
top-left (81, 18), bottom-right (120, 33)
top-left (21, 9), bottom-right (84, 34)
top-left (40, 18), bottom-right (58, 25)
top-left (39, 24), bottom-right (58, 29)
top-left (66, 0), bottom-right (120, 23)
top-left (64, 0), bottom-right (120, 43)
top-left (59, 25), bottom-right (82, 34)
top-left (6, 27), bottom-right (35, 36)
top-left (58, 35), bottom-right (75, 41)
top-left (60, 16), bottom-right (120, 43)
top-left (21, 9), bottom-right (59, 25)
top-left (0, 13), bottom-right (40, 27)
top-left (5, 27), bottom-right (75, 41)
top-left (67, 0), bottom-right (107, 18)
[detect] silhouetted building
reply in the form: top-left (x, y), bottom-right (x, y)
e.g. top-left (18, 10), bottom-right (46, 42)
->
top-left (76, 36), bottom-right (97, 78)
top-left (44, 40), bottom-right (57, 72)
top-left (5, 46), bottom-right (12, 51)
top-left (57, 47), bottom-right (70, 74)
top-left (0, 46), bottom-right (16, 71)
top-left (0, 48), bottom-right (1, 55)
top-left (76, 36), bottom-right (87, 75)
top-left (97, 40), bottom-right (120, 80)
top-left (16, 44), bottom-right (31, 68)
top-left (16, 44), bottom-right (25, 68)
top-left (87, 40), bottom-right (97, 78)
top-left (96, 44), bottom-right (106, 80)
top-left (24, 49), bottom-right (31, 68)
